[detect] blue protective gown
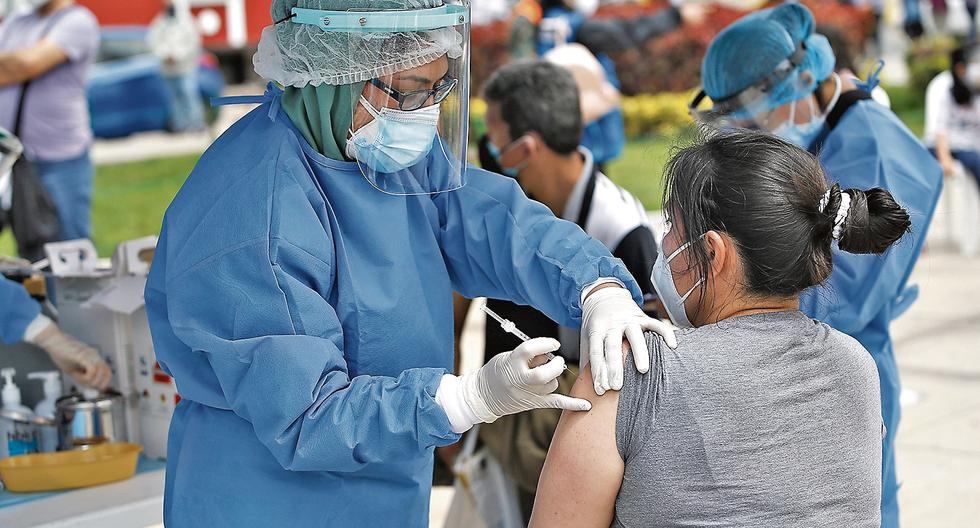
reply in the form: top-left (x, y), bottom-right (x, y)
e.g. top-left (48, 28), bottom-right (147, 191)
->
top-left (0, 276), bottom-right (39, 344)
top-left (800, 99), bottom-right (943, 528)
top-left (144, 85), bottom-right (643, 527)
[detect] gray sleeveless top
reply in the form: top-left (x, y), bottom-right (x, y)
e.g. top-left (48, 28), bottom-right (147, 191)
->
top-left (613, 311), bottom-right (883, 528)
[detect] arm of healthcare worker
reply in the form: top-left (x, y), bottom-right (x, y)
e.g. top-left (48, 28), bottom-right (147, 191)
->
top-left (0, 276), bottom-right (40, 345)
top-left (0, 276), bottom-right (110, 389)
top-left (529, 362), bottom-right (623, 528)
top-left (435, 168), bottom-right (676, 398)
top-left (146, 214), bottom-right (588, 472)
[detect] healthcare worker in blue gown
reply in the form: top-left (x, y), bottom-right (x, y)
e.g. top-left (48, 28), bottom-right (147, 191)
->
top-left (144, 1), bottom-right (675, 526)
top-left (691, 4), bottom-right (943, 527)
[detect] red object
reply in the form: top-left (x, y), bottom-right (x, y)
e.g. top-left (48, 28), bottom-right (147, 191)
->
top-left (152, 362), bottom-right (172, 384)
top-left (76, 0), bottom-right (271, 48)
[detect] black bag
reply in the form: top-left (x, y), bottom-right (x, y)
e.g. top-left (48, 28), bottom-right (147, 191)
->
top-left (7, 81), bottom-right (61, 262)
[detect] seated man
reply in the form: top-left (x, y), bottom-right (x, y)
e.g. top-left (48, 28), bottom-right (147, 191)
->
top-left (450, 60), bottom-right (659, 521)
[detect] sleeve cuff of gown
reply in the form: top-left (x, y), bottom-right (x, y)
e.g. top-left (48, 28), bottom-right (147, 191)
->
top-left (22, 314), bottom-right (52, 344)
top-left (435, 374), bottom-right (480, 434)
top-left (580, 277), bottom-right (627, 305)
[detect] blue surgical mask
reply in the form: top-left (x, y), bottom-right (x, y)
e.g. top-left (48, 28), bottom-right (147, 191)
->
top-left (346, 96), bottom-right (440, 174)
top-left (649, 234), bottom-right (704, 328)
top-left (486, 137), bottom-right (529, 178)
top-left (772, 74), bottom-right (842, 150)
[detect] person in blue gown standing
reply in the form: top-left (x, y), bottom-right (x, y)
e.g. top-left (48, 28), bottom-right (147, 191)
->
top-left (145, 1), bottom-right (675, 526)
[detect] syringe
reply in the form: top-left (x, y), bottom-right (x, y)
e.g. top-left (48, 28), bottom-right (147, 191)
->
top-left (481, 305), bottom-right (568, 370)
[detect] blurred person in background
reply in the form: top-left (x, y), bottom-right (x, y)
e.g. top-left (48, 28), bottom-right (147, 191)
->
top-left (0, 0), bottom-right (99, 243)
top-left (693, 3), bottom-right (943, 526)
top-left (449, 60), bottom-right (659, 522)
top-left (530, 0), bottom-right (707, 166)
top-left (148, 0), bottom-right (207, 133)
top-left (925, 42), bottom-right (980, 184)
top-left (928, 0), bottom-right (977, 40)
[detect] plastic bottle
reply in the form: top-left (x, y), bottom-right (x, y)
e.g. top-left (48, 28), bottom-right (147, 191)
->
top-left (0, 368), bottom-right (38, 458)
top-left (28, 371), bottom-right (61, 453)
top-left (1, 368), bottom-right (33, 414)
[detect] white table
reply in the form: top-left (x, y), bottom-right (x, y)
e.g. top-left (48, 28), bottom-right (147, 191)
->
top-left (0, 469), bottom-right (164, 528)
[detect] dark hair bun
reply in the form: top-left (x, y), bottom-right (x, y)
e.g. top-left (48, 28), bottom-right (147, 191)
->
top-left (837, 187), bottom-right (911, 254)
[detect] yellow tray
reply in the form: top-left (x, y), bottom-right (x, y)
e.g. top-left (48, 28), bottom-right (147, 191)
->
top-left (0, 443), bottom-right (142, 493)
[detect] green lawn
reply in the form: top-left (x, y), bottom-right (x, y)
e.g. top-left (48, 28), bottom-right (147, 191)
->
top-left (604, 131), bottom-right (697, 210)
top-left (0, 154), bottom-right (200, 257)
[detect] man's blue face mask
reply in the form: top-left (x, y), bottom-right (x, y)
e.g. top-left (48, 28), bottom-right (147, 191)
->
top-left (486, 137), bottom-right (529, 178)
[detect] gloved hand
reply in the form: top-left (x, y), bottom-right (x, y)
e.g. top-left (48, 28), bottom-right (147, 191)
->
top-left (581, 286), bottom-right (677, 395)
top-left (460, 338), bottom-right (591, 425)
top-left (25, 318), bottom-right (112, 390)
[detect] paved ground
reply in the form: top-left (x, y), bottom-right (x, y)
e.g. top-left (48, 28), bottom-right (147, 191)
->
top-left (430, 247), bottom-right (980, 527)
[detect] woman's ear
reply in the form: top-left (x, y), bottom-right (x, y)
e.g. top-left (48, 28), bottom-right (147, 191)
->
top-left (704, 230), bottom-right (728, 279)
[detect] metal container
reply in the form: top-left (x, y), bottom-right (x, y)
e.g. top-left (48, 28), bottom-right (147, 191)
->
top-left (56, 392), bottom-right (127, 450)
top-left (0, 409), bottom-right (49, 459)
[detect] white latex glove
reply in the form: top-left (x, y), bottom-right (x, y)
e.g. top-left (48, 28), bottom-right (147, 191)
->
top-left (581, 286), bottom-right (677, 395)
top-left (24, 316), bottom-right (112, 390)
top-left (439, 338), bottom-right (591, 433)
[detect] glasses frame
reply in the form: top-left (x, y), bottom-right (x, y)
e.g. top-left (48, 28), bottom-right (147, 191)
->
top-left (369, 74), bottom-right (459, 112)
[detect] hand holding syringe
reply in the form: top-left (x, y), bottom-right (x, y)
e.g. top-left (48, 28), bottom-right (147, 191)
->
top-left (482, 305), bottom-right (569, 371)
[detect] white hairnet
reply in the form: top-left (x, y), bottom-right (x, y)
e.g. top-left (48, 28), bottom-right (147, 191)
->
top-left (255, 0), bottom-right (465, 87)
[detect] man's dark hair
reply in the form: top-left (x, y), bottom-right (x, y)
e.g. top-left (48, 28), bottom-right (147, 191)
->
top-left (483, 61), bottom-right (582, 155)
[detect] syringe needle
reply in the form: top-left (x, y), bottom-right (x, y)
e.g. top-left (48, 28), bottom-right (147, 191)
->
top-left (481, 305), bottom-right (567, 370)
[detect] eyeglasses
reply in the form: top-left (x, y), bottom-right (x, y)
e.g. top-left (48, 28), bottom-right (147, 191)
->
top-left (369, 75), bottom-right (458, 111)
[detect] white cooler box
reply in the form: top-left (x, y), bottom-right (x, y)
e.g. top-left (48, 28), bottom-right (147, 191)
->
top-left (44, 238), bottom-right (176, 459)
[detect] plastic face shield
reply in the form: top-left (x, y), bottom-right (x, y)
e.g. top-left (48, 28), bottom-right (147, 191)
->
top-left (689, 42), bottom-right (808, 131)
top-left (291, 1), bottom-right (470, 195)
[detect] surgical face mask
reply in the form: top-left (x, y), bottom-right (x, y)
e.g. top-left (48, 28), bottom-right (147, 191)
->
top-left (649, 234), bottom-right (704, 329)
top-left (346, 96), bottom-right (440, 174)
top-left (771, 74), bottom-right (842, 150)
top-left (486, 137), bottom-right (529, 178)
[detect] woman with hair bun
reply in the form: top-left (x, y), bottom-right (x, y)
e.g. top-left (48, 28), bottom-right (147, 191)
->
top-left (691, 5), bottom-right (943, 524)
top-left (531, 130), bottom-right (909, 528)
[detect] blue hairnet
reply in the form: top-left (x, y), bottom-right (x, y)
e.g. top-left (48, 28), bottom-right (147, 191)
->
top-left (701, 3), bottom-right (835, 111)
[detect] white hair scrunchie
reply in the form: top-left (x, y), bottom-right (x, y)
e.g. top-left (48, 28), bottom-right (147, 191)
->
top-left (818, 188), bottom-right (852, 240)
top-left (818, 188), bottom-right (832, 213)
top-left (832, 191), bottom-right (852, 240)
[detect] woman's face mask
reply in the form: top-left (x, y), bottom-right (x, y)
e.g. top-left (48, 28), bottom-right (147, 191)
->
top-left (649, 226), bottom-right (704, 328)
top-left (346, 96), bottom-right (440, 174)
